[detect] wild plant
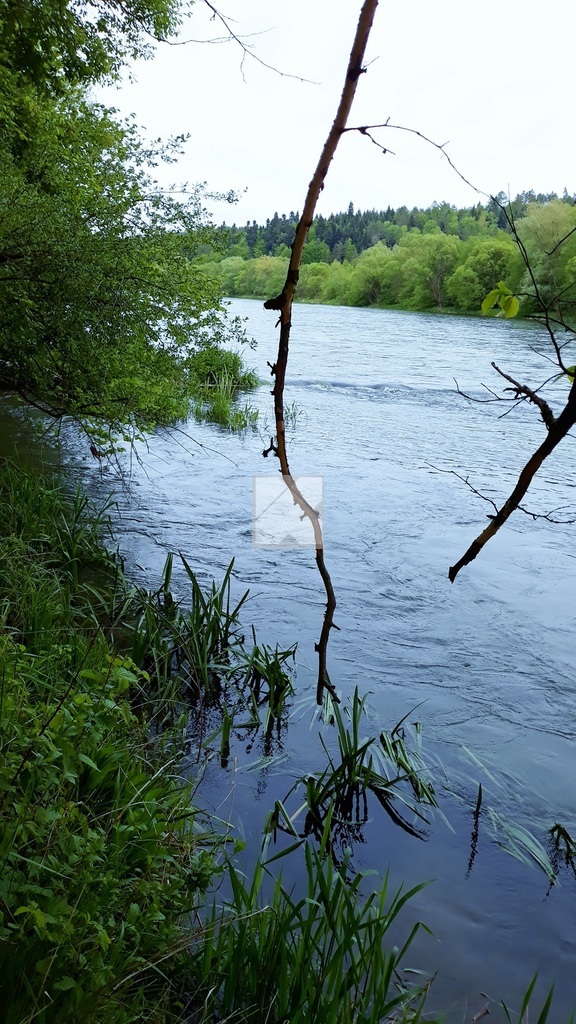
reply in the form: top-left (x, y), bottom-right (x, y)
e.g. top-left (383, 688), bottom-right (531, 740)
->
top-left (193, 366), bottom-right (259, 430)
top-left (189, 812), bottom-right (436, 1024)
top-left (126, 553), bottom-right (296, 747)
top-left (0, 467), bottom-right (221, 1023)
top-left (269, 688), bottom-right (438, 858)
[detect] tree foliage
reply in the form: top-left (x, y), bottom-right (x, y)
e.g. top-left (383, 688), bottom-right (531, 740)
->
top-left (0, 0), bottom-right (187, 92)
top-left (209, 199), bottom-right (576, 317)
top-left (220, 191), bottom-right (574, 264)
top-left (0, 0), bottom-right (250, 440)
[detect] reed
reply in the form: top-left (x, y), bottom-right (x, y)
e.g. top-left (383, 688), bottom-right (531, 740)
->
top-left (189, 814), bottom-right (436, 1024)
top-left (269, 689), bottom-right (438, 854)
top-left (193, 367), bottom-right (259, 431)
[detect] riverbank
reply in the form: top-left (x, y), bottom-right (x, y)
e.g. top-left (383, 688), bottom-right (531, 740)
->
top-left (202, 233), bottom-right (520, 317)
top-left (1, 459), bottom-right (449, 1023)
top-left (0, 461), bottom-right (216, 1021)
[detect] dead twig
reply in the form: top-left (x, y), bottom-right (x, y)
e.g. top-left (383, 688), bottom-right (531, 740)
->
top-left (490, 362), bottom-right (556, 430)
top-left (263, 0), bottom-right (379, 703)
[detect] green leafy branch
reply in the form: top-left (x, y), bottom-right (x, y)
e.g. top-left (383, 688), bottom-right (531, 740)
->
top-left (481, 281), bottom-right (520, 319)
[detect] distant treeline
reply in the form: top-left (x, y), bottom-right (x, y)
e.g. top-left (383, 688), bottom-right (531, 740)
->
top-left (220, 191), bottom-right (576, 263)
top-left (202, 194), bottom-right (576, 315)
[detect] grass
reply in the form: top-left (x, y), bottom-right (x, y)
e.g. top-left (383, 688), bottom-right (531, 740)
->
top-left (193, 369), bottom-right (259, 430)
top-left (189, 814), bottom-right (435, 1024)
top-left (0, 462), bottom-right (219, 1023)
top-left (265, 689), bottom-right (439, 862)
top-left (188, 347), bottom-right (260, 430)
top-left (126, 552), bottom-right (296, 746)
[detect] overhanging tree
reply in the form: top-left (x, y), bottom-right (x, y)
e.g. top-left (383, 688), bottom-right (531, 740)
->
top-left (0, 0), bottom-right (249, 440)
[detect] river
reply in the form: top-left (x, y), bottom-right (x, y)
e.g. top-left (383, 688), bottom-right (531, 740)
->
top-left (5, 298), bottom-right (576, 1019)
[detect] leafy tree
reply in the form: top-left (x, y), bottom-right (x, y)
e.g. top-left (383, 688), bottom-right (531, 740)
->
top-left (298, 262), bottom-right (333, 300)
top-left (228, 256), bottom-right (289, 298)
top-left (347, 243), bottom-right (391, 306)
top-left (343, 238), bottom-right (358, 262)
top-left (230, 233), bottom-right (251, 259)
top-left (0, 0), bottom-right (186, 92)
top-left (0, 89), bottom-right (244, 437)
top-left (301, 228), bottom-right (332, 265)
top-left (512, 200), bottom-right (576, 313)
top-left (446, 237), bottom-right (517, 312)
top-left (0, 0), bottom-right (253, 440)
top-left (397, 234), bottom-right (461, 308)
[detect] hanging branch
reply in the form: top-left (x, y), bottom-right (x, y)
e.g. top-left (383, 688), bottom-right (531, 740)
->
top-left (448, 376), bottom-right (576, 581)
top-left (339, 118), bottom-right (576, 580)
top-left (490, 363), bottom-right (556, 430)
top-left (263, 0), bottom-right (379, 704)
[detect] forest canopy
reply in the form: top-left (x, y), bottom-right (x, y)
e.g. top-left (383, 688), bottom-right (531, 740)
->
top-left (205, 194), bottom-right (576, 315)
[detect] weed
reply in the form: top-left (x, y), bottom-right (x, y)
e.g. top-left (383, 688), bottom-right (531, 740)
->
top-left (192, 363), bottom-right (259, 431)
top-left (269, 689), bottom-right (438, 860)
top-left (189, 814), bottom-right (436, 1024)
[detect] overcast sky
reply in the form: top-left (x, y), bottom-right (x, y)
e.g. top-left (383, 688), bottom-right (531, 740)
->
top-left (102, 0), bottom-right (575, 225)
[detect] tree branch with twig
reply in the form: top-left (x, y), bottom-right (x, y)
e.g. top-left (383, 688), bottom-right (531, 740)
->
top-left (341, 119), bottom-right (576, 581)
top-left (263, 0), bottom-right (379, 704)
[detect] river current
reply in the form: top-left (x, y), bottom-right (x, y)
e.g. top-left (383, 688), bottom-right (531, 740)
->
top-left (6, 299), bottom-right (576, 1019)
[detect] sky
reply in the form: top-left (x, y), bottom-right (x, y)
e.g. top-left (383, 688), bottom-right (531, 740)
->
top-left (101, 0), bottom-right (576, 226)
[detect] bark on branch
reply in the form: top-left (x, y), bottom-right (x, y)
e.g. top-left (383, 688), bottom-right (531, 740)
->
top-left (264, 0), bottom-right (379, 703)
top-left (491, 362), bottom-right (556, 430)
top-left (449, 378), bottom-right (576, 582)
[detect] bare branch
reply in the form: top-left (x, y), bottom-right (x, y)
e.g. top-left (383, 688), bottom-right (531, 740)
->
top-left (162, 29), bottom-right (269, 47)
top-left (546, 224), bottom-right (576, 258)
top-left (430, 464), bottom-right (576, 525)
top-left (196, 2), bottom-right (316, 82)
top-left (428, 464), bottom-right (498, 514)
top-left (263, 0), bottom-right (379, 703)
top-left (490, 362), bottom-right (556, 430)
top-left (448, 377), bottom-right (576, 581)
top-left (343, 120), bottom-right (488, 200)
top-left (454, 378), bottom-right (504, 405)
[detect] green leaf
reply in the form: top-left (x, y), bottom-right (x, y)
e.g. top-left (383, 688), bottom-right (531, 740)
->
top-left (78, 753), bottom-right (99, 770)
top-left (483, 281), bottom-right (519, 318)
top-left (502, 295), bottom-right (520, 318)
top-left (54, 976), bottom-right (78, 992)
top-left (481, 289), bottom-right (501, 314)
top-left (502, 294), bottom-right (520, 317)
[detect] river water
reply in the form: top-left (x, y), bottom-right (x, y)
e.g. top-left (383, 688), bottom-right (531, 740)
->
top-left (5, 299), bottom-right (576, 1019)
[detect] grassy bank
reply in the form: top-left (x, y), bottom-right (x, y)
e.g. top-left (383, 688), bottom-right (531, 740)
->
top-left (0, 464), bottom-right (220, 1022)
top-left (0, 463), bottom-right (435, 1023)
top-left (0, 461), bottom-right (560, 1023)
